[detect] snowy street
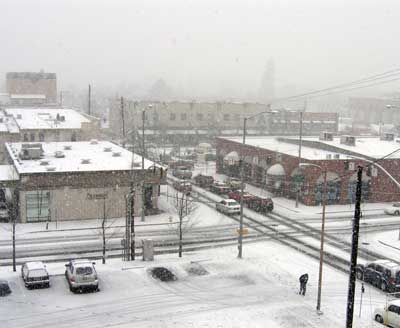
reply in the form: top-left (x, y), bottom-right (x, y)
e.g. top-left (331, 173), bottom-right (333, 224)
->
top-left (0, 240), bottom-right (386, 327)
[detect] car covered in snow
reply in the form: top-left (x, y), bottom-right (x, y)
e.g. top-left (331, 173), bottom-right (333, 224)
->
top-left (224, 177), bottom-right (243, 191)
top-left (21, 261), bottom-right (50, 289)
top-left (193, 174), bottom-right (214, 188)
top-left (172, 166), bottom-right (193, 179)
top-left (216, 199), bottom-right (240, 214)
top-left (374, 299), bottom-right (400, 327)
top-left (356, 259), bottom-right (400, 293)
top-left (384, 203), bottom-right (400, 215)
top-left (65, 259), bottom-right (99, 293)
top-left (173, 180), bottom-right (192, 194)
top-left (209, 181), bottom-right (231, 195)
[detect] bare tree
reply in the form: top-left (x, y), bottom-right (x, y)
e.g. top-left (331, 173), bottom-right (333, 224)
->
top-left (170, 191), bottom-right (198, 257)
top-left (6, 187), bottom-right (19, 272)
top-left (95, 199), bottom-right (122, 264)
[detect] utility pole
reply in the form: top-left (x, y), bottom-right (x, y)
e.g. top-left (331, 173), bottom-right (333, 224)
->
top-left (238, 117), bottom-right (247, 259)
top-left (296, 109), bottom-right (304, 208)
top-left (121, 97), bottom-right (126, 148)
top-left (141, 108), bottom-right (145, 222)
top-left (345, 166), bottom-right (363, 328)
top-left (130, 188), bottom-right (135, 260)
top-left (88, 84), bottom-right (91, 116)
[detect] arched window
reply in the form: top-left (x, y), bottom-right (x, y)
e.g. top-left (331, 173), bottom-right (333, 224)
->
top-left (23, 133), bottom-right (28, 141)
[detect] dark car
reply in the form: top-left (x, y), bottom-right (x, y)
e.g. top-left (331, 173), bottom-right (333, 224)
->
top-left (0, 280), bottom-right (11, 296)
top-left (193, 174), bottom-right (214, 188)
top-left (356, 260), bottom-right (400, 292)
top-left (248, 197), bottom-right (274, 213)
top-left (209, 182), bottom-right (230, 195)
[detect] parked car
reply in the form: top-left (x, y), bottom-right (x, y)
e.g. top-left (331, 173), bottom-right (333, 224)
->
top-left (0, 280), bottom-right (11, 296)
top-left (356, 259), bottom-right (400, 292)
top-left (21, 261), bottom-right (50, 289)
top-left (173, 180), bottom-right (192, 194)
top-left (193, 174), bottom-right (214, 188)
top-left (209, 182), bottom-right (231, 195)
top-left (384, 203), bottom-right (400, 215)
top-left (216, 199), bottom-right (240, 214)
top-left (224, 177), bottom-right (243, 191)
top-left (172, 166), bottom-right (193, 179)
top-left (65, 259), bottom-right (99, 293)
top-left (0, 202), bottom-right (8, 222)
top-left (374, 299), bottom-right (400, 327)
top-left (248, 196), bottom-right (274, 213)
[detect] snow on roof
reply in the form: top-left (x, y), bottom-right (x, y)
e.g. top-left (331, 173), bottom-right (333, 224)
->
top-left (301, 136), bottom-right (400, 159)
top-left (25, 261), bottom-right (46, 270)
top-left (10, 94), bottom-right (46, 99)
top-left (0, 165), bottom-right (19, 181)
top-left (221, 136), bottom-right (343, 160)
top-left (0, 111), bottom-right (20, 133)
top-left (6, 141), bottom-right (158, 174)
top-left (4, 108), bottom-right (91, 130)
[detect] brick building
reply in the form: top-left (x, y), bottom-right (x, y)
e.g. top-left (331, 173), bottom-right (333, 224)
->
top-left (3, 141), bottom-right (165, 223)
top-left (216, 133), bottom-right (400, 205)
top-left (6, 71), bottom-right (57, 105)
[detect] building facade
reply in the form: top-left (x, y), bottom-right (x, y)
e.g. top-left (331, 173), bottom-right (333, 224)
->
top-left (108, 99), bottom-right (339, 145)
top-left (6, 71), bottom-right (57, 105)
top-left (4, 141), bottom-right (165, 223)
top-left (216, 134), bottom-right (400, 206)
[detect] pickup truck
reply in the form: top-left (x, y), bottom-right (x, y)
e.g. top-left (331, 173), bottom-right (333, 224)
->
top-left (216, 199), bottom-right (240, 214)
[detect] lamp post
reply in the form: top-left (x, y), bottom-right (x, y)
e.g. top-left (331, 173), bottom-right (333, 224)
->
top-left (299, 162), bottom-right (327, 314)
top-left (238, 109), bottom-right (277, 259)
top-left (141, 104), bottom-right (153, 222)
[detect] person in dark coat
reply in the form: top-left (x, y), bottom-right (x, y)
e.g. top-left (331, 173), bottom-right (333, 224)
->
top-left (299, 273), bottom-right (309, 296)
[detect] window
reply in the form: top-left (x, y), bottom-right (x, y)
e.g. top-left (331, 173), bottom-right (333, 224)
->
top-left (234, 114), bottom-right (240, 121)
top-left (30, 133), bottom-right (35, 141)
top-left (76, 267), bottom-right (93, 275)
top-left (388, 305), bottom-right (399, 314)
top-left (170, 113), bottom-right (176, 121)
top-left (196, 113), bottom-right (203, 121)
top-left (71, 132), bottom-right (77, 141)
top-left (153, 113), bottom-right (159, 122)
top-left (26, 191), bottom-right (51, 222)
top-left (181, 113), bottom-right (187, 121)
top-left (39, 132), bottom-right (45, 142)
top-left (223, 114), bottom-right (230, 121)
top-left (23, 133), bottom-right (28, 142)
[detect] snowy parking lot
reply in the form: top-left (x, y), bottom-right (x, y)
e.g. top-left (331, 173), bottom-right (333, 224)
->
top-left (0, 240), bottom-right (386, 328)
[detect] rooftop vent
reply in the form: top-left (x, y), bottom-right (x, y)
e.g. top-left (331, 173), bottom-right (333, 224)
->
top-left (112, 151), bottom-right (121, 157)
top-left (19, 143), bottom-right (44, 160)
top-left (64, 145), bottom-right (72, 150)
top-left (40, 159), bottom-right (50, 166)
top-left (381, 133), bottom-right (395, 141)
top-left (319, 131), bottom-right (334, 141)
top-left (81, 159), bottom-right (91, 164)
top-left (46, 166), bottom-right (56, 172)
top-left (16, 114), bottom-right (22, 119)
top-left (54, 151), bottom-right (65, 158)
top-left (104, 147), bottom-right (112, 152)
top-left (90, 139), bottom-right (98, 145)
top-left (340, 135), bottom-right (356, 146)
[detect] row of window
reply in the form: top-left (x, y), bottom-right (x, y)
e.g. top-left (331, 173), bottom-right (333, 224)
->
top-left (22, 132), bottom-right (77, 142)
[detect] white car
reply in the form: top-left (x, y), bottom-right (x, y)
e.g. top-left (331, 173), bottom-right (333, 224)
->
top-left (21, 261), bottom-right (50, 289)
top-left (216, 199), bottom-right (240, 214)
top-left (374, 300), bottom-right (400, 327)
top-left (384, 203), bottom-right (400, 215)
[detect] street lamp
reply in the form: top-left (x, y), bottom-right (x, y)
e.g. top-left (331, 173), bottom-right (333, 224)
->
top-left (299, 162), bottom-right (327, 314)
top-left (238, 109), bottom-right (278, 259)
top-left (141, 104), bottom-right (153, 222)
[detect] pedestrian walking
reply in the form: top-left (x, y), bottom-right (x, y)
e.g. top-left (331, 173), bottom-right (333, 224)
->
top-left (299, 273), bottom-right (309, 296)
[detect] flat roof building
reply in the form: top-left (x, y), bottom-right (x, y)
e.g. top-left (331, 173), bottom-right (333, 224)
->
top-left (4, 141), bottom-right (165, 223)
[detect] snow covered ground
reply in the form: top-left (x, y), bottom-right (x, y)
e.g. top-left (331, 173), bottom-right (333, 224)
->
top-left (0, 240), bottom-right (385, 327)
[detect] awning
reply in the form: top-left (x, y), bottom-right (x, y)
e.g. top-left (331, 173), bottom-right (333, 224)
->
top-left (266, 163), bottom-right (285, 176)
top-left (224, 151), bottom-right (240, 165)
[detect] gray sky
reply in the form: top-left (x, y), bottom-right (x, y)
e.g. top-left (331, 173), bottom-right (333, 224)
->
top-left (1, 0), bottom-right (400, 99)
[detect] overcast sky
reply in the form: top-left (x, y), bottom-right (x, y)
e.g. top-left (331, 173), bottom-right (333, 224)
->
top-left (1, 0), bottom-right (400, 99)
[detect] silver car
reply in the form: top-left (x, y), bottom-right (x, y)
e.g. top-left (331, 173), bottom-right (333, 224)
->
top-left (65, 259), bottom-right (99, 293)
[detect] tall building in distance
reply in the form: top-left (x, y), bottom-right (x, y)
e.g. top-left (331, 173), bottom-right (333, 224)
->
top-left (258, 59), bottom-right (275, 103)
top-left (6, 71), bottom-right (57, 106)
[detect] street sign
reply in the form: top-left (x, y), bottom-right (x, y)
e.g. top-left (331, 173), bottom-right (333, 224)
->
top-left (237, 228), bottom-right (248, 235)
